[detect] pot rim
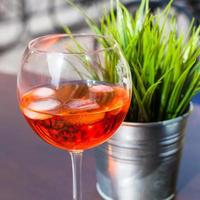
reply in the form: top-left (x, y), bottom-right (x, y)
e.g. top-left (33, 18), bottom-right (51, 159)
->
top-left (123, 103), bottom-right (193, 127)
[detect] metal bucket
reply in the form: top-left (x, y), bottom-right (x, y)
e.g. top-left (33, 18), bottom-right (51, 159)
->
top-left (95, 111), bottom-right (191, 200)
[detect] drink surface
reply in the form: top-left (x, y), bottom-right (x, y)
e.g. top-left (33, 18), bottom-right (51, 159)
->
top-left (20, 81), bottom-right (130, 151)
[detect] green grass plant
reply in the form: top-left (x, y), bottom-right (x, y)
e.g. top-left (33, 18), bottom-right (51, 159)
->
top-left (67, 0), bottom-right (200, 122)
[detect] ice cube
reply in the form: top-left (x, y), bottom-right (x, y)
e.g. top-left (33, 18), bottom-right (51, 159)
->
top-left (32, 87), bottom-right (55, 98)
top-left (23, 108), bottom-right (52, 120)
top-left (65, 112), bottom-right (105, 125)
top-left (66, 99), bottom-right (99, 110)
top-left (89, 85), bottom-right (114, 93)
top-left (56, 84), bottom-right (79, 103)
top-left (27, 99), bottom-right (61, 112)
top-left (109, 99), bottom-right (124, 115)
top-left (89, 85), bottom-right (115, 107)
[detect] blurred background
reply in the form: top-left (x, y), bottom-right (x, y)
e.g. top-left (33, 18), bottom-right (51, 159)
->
top-left (0, 0), bottom-right (199, 78)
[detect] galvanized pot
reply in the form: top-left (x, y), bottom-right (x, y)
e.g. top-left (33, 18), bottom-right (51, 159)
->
top-left (95, 110), bottom-right (191, 200)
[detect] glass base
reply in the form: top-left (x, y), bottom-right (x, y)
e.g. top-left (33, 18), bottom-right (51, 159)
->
top-left (96, 183), bottom-right (175, 200)
top-left (96, 183), bottom-right (112, 200)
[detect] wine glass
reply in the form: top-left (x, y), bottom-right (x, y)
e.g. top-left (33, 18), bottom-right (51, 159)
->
top-left (17, 34), bottom-right (132, 200)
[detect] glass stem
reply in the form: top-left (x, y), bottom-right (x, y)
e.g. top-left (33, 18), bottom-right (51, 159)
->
top-left (69, 151), bottom-right (83, 200)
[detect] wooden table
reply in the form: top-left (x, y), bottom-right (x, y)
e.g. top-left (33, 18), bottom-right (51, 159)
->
top-left (0, 73), bottom-right (199, 200)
